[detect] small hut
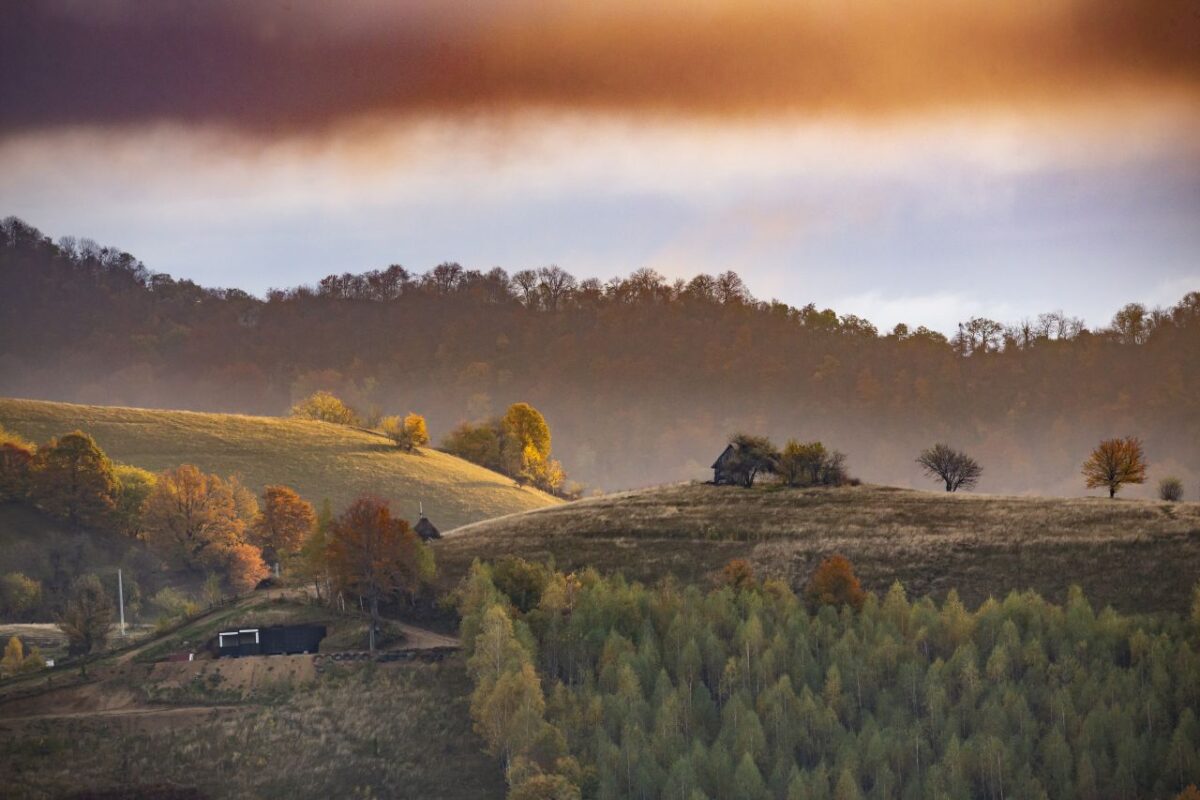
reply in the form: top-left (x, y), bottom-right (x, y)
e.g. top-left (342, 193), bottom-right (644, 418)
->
top-left (414, 514), bottom-right (441, 541)
top-left (711, 443), bottom-right (738, 485)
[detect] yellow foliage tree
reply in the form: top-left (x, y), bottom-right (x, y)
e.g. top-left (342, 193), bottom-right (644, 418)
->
top-left (290, 390), bottom-right (359, 425)
top-left (381, 413), bottom-right (430, 451)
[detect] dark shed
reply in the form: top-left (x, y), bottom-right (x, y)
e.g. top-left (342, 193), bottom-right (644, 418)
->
top-left (212, 624), bottom-right (327, 658)
top-left (414, 515), bottom-right (441, 541)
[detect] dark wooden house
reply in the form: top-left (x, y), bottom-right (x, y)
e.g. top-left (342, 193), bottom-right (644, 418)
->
top-left (712, 443), bottom-right (738, 485)
top-left (211, 624), bottom-right (327, 658)
top-left (414, 515), bottom-right (441, 541)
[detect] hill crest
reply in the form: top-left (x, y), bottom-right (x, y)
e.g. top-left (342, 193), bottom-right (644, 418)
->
top-left (0, 397), bottom-right (560, 530)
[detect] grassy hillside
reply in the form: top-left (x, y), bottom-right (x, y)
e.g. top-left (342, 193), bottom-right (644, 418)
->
top-left (0, 397), bottom-right (559, 529)
top-left (437, 481), bottom-right (1200, 613)
top-left (0, 595), bottom-right (503, 799)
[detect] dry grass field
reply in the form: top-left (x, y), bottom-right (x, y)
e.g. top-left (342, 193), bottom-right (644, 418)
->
top-left (0, 592), bottom-right (502, 799)
top-left (0, 397), bottom-right (559, 529)
top-left (437, 481), bottom-right (1200, 613)
top-left (0, 658), bottom-right (503, 799)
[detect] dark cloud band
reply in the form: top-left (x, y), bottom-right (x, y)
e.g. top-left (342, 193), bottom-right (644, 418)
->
top-left (2, 0), bottom-right (1197, 136)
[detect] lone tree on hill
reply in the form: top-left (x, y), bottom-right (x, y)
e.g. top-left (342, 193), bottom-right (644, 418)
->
top-left (1082, 436), bottom-right (1147, 498)
top-left (290, 390), bottom-right (359, 425)
top-left (326, 495), bottom-right (435, 652)
top-left (726, 433), bottom-right (780, 488)
top-left (916, 443), bottom-right (982, 492)
top-left (381, 413), bottom-right (429, 452)
top-left (58, 573), bottom-right (114, 674)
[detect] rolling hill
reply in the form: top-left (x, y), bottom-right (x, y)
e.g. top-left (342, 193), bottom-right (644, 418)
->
top-left (436, 481), bottom-right (1200, 614)
top-left (0, 397), bottom-right (560, 530)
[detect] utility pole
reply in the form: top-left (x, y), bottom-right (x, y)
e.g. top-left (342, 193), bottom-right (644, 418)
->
top-left (117, 568), bottom-right (127, 638)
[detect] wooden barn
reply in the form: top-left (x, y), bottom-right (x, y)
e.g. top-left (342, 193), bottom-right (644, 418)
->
top-left (211, 624), bottom-right (327, 658)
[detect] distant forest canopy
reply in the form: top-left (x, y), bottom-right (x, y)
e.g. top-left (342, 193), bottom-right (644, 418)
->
top-left (2, 216), bottom-right (1197, 496)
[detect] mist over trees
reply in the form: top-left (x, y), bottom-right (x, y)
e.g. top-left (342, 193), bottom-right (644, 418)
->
top-left (2, 216), bottom-right (1198, 495)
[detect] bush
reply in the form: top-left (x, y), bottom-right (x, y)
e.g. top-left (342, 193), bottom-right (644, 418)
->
top-left (152, 587), bottom-right (199, 621)
top-left (0, 572), bottom-right (42, 617)
top-left (290, 391), bottom-right (359, 425)
top-left (1159, 476), bottom-right (1184, 502)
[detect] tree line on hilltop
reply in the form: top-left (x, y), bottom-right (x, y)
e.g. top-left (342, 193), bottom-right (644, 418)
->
top-left (1, 215), bottom-right (1197, 495)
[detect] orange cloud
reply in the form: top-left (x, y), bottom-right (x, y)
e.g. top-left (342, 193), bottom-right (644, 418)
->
top-left (1, 0), bottom-right (1197, 137)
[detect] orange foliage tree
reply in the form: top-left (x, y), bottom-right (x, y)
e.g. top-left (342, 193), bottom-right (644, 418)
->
top-left (325, 495), bottom-right (435, 651)
top-left (1082, 436), bottom-right (1148, 498)
top-left (251, 485), bottom-right (316, 568)
top-left (142, 465), bottom-right (250, 573)
top-left (720, 559), bottom-right (757, 591)
top-left (226, 541), bottom-right (269, 594)
top-left (805, 554), bottom-right (866, 611)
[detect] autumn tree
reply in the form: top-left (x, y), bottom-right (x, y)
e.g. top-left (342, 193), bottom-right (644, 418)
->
top-left (442, 420), bottom-right (504, 471)
top-left (112, 463), bottom-right (156, 537)
top-left (0, 424), bottom-right (35, 501)
top-left (325, 495), bottom-right (435, 651)
top-left (226, 541), bottom-right (269, 593)
top-left (29, 431), bottom-right (119, 527)
top-left (805, 554), bottom-right (866, 611)
top-left (59, 573), bottom-right (114, 673)
top-left (1082, 436), bottom-right (1148, 498)
top-left (290, 390), bottom-right (359, 425)
top-left (916, 443), bottom-right (982, 492)
top-left (299, 499), bottom-right (335, 601)
top-left (725, 433), bottom-right (780, 488)
top-left (0, 636), bottom-right (42, 676)
top-left (382, 412), bottom-right (429, 451)
top-left (721, 559), bottom-right (757, 591)
top-left (0, 572), bottom-right (42, 617)
top-left (251, 485), bottom-right (316, 567)
top-left (142, 465), bottom-right (248, 572)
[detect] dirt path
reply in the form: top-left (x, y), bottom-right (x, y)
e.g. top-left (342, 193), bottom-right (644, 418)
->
top-left (0, 704), bottom-right (234, 723)
top-left (391, 620), bottom-right (459, 650)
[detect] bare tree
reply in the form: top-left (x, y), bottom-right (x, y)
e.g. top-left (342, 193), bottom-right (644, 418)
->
top-left (511, 269), bottom-right (540, 307)
top-left (916, 444), bottom-right (982, 492)
top-left (537, 265), bottom-right (577, 311)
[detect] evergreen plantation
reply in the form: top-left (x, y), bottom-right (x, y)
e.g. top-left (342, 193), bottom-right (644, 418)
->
top-left (460, 560), bottom-right (1200, 799)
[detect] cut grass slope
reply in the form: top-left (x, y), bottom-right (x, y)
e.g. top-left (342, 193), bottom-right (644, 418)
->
top-left (0, 397), bottom-right (559, 530)
top-left (437, 481), bottom-right (1200, 613)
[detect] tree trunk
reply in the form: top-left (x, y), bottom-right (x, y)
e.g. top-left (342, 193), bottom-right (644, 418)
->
top-left (1109, 487), bottom-right (1116, 498)
top-left (368, 590), bottom-right (379, 653)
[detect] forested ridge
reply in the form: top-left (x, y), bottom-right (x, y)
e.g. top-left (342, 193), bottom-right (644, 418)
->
top-left (2, 216), bottom-right (1197, 494)
top-left (460, 560), bottom-right (1200, 799)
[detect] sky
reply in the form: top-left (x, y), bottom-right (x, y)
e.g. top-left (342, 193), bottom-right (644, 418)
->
top-left (2, 0), bottom-right (1198, 334)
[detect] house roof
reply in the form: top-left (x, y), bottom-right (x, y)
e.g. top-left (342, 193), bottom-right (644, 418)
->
top-left (414, 516), bottom-right (441, 540)
top-left (711, 443), bottom-right (736, 469)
